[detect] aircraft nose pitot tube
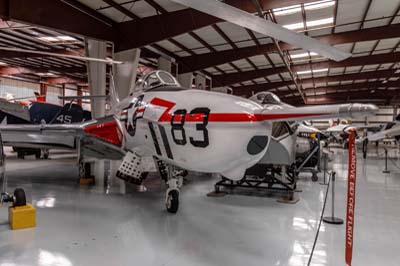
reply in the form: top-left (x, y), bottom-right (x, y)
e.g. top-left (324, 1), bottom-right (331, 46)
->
top-left (339, 103), bottom-right (379, 118)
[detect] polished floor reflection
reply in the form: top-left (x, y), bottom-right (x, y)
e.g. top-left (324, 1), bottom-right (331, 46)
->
top-left (0, 146), bottom-right (399, 266)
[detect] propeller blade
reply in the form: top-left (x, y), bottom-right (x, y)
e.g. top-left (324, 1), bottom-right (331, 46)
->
top-left (170, 0), bottom-right (351, 62)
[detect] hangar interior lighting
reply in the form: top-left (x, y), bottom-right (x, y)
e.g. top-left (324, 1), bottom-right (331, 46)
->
top-left (297, 68), bottom-right (328, 75)
top-left (38, 36), bottom-right (59, 42)
top-left (273, 0), bottom-right (335, 16)
top-left (290, 52), bottom-right (319, 59)
top-left (37, 35), bottom-right (78, 43)
top-left (36, 72), bottom-right (56, 77)
top-left (284, 17), bottom-right (334, 30)
top-left (57, 35), bottom-right (78, 41)
top-left (0, 61), bottom-right (7, 66)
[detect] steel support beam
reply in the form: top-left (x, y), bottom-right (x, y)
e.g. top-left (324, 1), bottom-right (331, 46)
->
top-left (0, 0), bottom-right (316, 52)
top-left (286, 90), bottom-right (400, 105)
top-left (233, 69), bottom-right (400, 96)
top-left (276, 80), bottom-right (400, 98)
top-left (227, 52), bottom-right (400, 91)
top-left (0, 0), bottom-right (117, 41)
top-left (45, 76), bottom-right (86, 85)
top-left (0, 65), bottom-right (85, 75)
top-left (179, 24), bottom-right (400, 74)
top-left (40, 83), bottom-right (47, 101)
top-left (0, 48), bottom-right (84, 59)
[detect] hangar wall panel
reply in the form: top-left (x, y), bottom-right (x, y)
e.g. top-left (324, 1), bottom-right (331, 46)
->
top-left (0, 77), bottom-right (39, 99)
top-left (46, 86), bottom-right (63, 105)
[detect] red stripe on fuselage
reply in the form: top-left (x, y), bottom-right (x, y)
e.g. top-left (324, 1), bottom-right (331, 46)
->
top-left (150, 97), bottom-right (175, 121)
top-left (150, 97), bottom-right (323, 122)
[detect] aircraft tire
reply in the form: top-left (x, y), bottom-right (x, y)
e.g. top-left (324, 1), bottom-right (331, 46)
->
top-left (311, 173), bottom-right (318, 182)
top-left (13, 188), bottom-right (26, 207)
top-left (166, 190), bottom-right (179, 213)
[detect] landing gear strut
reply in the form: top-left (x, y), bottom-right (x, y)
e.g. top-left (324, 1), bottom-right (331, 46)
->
top-left (157, 160), bottom-right (184, 213)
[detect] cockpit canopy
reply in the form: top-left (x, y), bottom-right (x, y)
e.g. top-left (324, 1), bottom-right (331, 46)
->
top-left (249, 92), bottom-right (282, 105)
top-left (135, 70), bottom-right (181, 92)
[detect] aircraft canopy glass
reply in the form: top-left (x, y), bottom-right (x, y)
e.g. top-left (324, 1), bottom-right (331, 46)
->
top-left (138, 70), bottom-right (181, 91)
top-left (249, 92), bottom-right (282, 105)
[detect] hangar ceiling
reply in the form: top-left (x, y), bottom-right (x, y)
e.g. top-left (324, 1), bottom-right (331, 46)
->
top-left (0, 0), bottom-right (399, 105)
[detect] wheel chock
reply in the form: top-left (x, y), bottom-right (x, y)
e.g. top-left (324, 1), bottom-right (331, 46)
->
top-left (206, 191), bottom-right (227, 197)
top-left (79, 176), bottom-right (95, 185)
top-left (9, 203), bottom-right (36, 230)
top-left (277, 194), bottom-right (300, 204)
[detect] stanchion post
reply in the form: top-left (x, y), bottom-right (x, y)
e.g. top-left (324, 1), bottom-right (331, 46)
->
top-left (383, 148), bottom-right (390, 173)
top-left (320, 152), bottom-right (328, 185)
top-left (323, 171), bottom-right (344, 225)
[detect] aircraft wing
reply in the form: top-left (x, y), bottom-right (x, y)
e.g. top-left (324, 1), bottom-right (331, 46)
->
top-left (261, 103), bottom-right (378, 122)
top-left (0, 116), bottom-right (125, 160)
top-left (0, 100), bottom-right (31, 122)
top-left (367, 125), bottom-right (400, 141)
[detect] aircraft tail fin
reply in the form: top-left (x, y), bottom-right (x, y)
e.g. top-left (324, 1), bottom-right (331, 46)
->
top-left (50, 103), bottom-right (88, 124)
top-left (109, 74), bottom-right (120, 107)
top-left (34, 92), bottom-right (46, 102)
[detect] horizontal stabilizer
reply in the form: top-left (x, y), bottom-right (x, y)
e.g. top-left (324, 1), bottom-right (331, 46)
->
top-left (170, 0), bottom-right (351, 61)
top-left (260, 103), bottom-right (378, 122)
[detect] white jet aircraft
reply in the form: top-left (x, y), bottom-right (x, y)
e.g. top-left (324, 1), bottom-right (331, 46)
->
top-left (367, 115), bottom-right (400, 143)
top-left (0, 71), bottom-right (378, 213)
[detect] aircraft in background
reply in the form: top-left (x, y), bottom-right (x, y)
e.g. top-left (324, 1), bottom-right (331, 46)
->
top-left (0, 71), bottom-right (378, 213)
top-left (0, 96), bottom-right (91, 159)
top-left (249, 92), bottom-right (328, 181)
top-left (367, 114), bottom-right (400, 143)
top-left (327, 115), bottom-right (400, 143)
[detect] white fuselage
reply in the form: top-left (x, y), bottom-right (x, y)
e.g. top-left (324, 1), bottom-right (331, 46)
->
top-left (114, 89), bottom-right (272, 180)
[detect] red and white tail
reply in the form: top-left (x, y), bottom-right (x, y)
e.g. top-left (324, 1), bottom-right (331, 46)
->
top-left (84, 117), bottom-right (123, 147)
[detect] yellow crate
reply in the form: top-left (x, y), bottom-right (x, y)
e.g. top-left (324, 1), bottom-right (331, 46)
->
top-left (9, 204), bottom-right (36, 230)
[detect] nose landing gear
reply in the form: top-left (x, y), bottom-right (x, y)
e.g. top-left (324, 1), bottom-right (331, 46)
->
top-left (157, 160), bottom-right (184, 213)
top-left (166, 189), bottom-right (179, 213)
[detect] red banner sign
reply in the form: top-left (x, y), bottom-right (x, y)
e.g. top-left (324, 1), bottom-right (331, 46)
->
top-left (345, 130), bottom-right (357, 266)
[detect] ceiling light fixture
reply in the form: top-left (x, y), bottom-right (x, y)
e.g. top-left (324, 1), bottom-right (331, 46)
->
top-left (284, 17), bottom-right (334, 30)
top-left (290, 52), bottom-right (319, 59)
top-left (37, 36), bottom-right (59, 42)
top-left (37, 35), bottom-right (77, 42)
top-left (36, 72), bottom-right (56, 77)
top-left (297, 68), bottom-right (328, 75)
top-left (273, 0), bottom-right (335, 16)
top-left (57, 35), bottom-right (77, 41)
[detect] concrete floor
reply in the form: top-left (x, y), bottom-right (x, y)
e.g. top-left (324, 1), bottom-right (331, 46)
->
top-left (0, 146), bottom-right (399, 266)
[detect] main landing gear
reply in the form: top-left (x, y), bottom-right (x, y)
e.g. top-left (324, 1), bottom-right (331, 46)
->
top-left (157, 160), bottom-right (184, 213)
top-left (116, 151), bottom-right (186, 213)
